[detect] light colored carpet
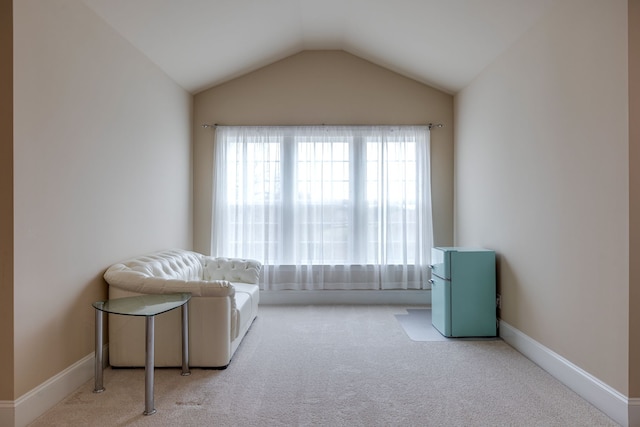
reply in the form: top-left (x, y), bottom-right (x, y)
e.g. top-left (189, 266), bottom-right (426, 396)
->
top-left (30, 305), bottom-right (618, 426)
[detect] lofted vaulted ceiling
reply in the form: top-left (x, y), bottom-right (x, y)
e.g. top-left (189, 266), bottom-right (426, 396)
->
top-left (80, 0), bottom-right (559, 94)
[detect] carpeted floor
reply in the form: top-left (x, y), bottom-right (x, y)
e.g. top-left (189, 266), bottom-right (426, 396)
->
top-left (29, 305), bottom-right (619, 426)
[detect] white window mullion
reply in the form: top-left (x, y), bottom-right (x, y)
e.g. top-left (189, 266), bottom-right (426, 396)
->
top-left (240, 139), bottom-right (249, 256)
top-left (350, 135), bottom-right (366, 264)
top-left (281, 133), bottom-right (295, 263)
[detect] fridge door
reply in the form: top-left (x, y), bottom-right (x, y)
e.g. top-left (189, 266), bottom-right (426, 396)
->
top-left (450, 250), bottom-right (497, 337)
top-left (430, 247), bottom-right (452, 280)
top-left (430, 275), bottom-right (451, 336)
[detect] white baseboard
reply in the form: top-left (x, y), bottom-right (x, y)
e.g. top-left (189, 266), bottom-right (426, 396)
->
top-left (500, 320), bottom-right (630, 427)
top-left (0, 346), bottom-right (106, 427)
top-left (259, 289), bottom-right (431, 305)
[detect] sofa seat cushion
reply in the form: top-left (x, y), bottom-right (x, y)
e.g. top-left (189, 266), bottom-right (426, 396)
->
top-left (234, 291), bottom-right (252, 340)
top-left (233, 283), bottom-right (260, 317)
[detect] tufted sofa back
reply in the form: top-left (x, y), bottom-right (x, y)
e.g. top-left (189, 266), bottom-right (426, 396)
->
top-left (118, 249), bottom-right (205, 280)
top-left (203, 257), bottom-right (261, 284)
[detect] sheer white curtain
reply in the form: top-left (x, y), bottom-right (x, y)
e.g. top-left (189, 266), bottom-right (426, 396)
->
top-left (212, 125), bottom-right (433, 290)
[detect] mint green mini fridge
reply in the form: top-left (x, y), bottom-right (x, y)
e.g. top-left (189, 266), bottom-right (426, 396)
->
top-left (429, 247), bottom-right (497, 337)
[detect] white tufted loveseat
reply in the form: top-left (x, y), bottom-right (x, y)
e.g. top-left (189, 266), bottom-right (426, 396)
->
top-left (103, 249), bottom-right (261, 368)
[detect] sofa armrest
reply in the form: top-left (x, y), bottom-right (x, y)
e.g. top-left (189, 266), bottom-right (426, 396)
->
top-left (104, 267), bottom-right (235, 297)
top-left (203, 257), bottom-right (262, 284)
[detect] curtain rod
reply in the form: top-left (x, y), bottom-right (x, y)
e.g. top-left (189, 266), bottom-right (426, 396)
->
top-left (202, 123), bottom-right (445, 130)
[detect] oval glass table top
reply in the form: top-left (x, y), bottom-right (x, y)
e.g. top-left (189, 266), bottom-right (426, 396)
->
top-left (93, 293), bottom-right (191, 317)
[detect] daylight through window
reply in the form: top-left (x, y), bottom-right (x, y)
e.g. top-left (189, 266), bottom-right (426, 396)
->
top-left (212, 125), bottom-right (433, 290)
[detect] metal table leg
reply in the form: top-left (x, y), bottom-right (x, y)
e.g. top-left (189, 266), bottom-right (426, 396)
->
top-left (181, 302), bottom-right (191, 376)
top-left (92, 293), bottom-right (191, 416)
top-left (93, 307), bottom-right (105, 393)
top-left (143, 315), bottom-right (156, 416)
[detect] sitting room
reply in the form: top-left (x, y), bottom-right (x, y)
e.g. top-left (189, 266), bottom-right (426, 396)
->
top-left (1, 0), bottom-right (639, 426)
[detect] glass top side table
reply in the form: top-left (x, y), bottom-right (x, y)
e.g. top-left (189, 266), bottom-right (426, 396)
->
top-left (93, 292), bottom-right (192, 416)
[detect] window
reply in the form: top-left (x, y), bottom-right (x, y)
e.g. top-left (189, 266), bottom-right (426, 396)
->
top-left (213, 126), bottom-right (433, 290)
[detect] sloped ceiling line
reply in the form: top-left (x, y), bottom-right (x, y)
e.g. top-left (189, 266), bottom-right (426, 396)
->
top-left (80, 0), bottom-right (559, 94)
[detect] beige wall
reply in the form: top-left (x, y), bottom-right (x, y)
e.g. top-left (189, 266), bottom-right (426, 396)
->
top-left (193, 50), bottom-right (454, 255)
top-left (629, 0), bottom-right (640, 397)
top-left (0, 0), bottom-right (13, 402)
top-left (12, 0), bottom-right (193, 397)
top-left (455, 0), bottom-right (629, 394)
